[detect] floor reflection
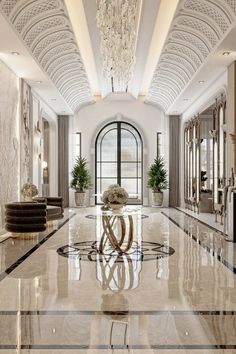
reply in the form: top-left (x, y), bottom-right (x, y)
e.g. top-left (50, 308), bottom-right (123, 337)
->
top-left (96, 254), bottom-right (142, 291)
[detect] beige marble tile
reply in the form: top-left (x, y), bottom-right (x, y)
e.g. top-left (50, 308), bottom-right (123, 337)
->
top-left (0, 312), bottom-right (235, 347)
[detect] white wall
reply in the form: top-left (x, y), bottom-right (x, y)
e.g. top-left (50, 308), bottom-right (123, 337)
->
top-left (179, 71), bottom-right (228, 207)
top-left (69, 97), bottom-right (168, 206)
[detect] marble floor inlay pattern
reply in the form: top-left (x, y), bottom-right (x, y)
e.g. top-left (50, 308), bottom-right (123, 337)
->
top-left (57, 240), bottom-right (175, 262)
top-left (0, 206), bottom-right (235, 353)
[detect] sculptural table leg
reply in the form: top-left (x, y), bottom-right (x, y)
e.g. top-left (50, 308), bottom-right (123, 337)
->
top-left (99, 215), bottom-right (133, 254)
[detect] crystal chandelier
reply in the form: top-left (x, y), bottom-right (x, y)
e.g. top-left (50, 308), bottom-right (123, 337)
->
top-left (96, 0), bottom-right (139, 92)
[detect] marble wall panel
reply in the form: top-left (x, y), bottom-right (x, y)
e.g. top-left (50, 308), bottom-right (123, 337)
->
top-left (20, 79), bottom-right (31, 186)
top-left (0, 60), bottom-right (19, 231)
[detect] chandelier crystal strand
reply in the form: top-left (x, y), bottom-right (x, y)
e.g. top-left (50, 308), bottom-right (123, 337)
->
top-left (96, 0), bottom-right (139, 92)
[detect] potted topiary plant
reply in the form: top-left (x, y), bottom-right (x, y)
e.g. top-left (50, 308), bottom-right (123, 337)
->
top-left (147, 156), bottom-right (168, 206)
top-left (70, 157), bottom-right (92, 206)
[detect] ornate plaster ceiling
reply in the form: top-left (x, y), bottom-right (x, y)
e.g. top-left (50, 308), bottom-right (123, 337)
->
top-left (1, 0), bottom-right (236, 115)
top-left (0, 0), bottom-right (94, 112)
top-left (146, 0), bottom-right (236, 112)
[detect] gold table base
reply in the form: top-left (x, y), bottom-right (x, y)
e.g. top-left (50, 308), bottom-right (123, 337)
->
top-left (99, 214), bottom-right (133, 254)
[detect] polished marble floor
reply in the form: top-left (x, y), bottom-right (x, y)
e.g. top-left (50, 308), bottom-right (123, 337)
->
top-left (0, 206), bottom-right (236, 353)
top-left (176, 207), bottom-right (225, 234)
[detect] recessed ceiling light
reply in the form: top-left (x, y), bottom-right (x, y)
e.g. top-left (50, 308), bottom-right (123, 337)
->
top-left (11, 51), bottom-right (19, 56)
top-left (222, 51), bottom-right (230, 56)
top-left (35, 80), bottom-right (42, 84)
top-left (198, 80), bottom-right (205, 84)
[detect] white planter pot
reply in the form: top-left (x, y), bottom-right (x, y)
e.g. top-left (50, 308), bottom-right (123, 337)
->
top-left (75, 192), bottom-right (86, 206)
top-left (152, 192), bottom-right (163, 207)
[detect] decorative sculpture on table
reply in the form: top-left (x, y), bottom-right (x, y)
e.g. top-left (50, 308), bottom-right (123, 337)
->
top-left (20, 182), bottom-right (38, 201)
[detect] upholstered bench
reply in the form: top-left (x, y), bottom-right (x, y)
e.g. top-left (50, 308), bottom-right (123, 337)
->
top-left (46, 205), bottom-right (64, 221)
top-left (33, 197), bottom-right (64, 221)
top-left (5, 202), bottom-right (47, 236)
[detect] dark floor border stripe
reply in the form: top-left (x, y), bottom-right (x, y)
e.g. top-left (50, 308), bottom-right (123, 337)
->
top-left (1, 344), bottom-right (236, 350)
top-left (0, 310), bottom-right (235, 316)
top-left (175, 207), bottom-right (228, 237)
top-left (162, 212), bottom-right (236, 275)
top-left (0, 213), bottom-right (76, 283)
top-left (0, 236), bottom-right (11, 245)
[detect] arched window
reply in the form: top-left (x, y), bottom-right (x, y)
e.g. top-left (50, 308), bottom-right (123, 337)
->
top-left (95, 121), bottom-right (143, 204)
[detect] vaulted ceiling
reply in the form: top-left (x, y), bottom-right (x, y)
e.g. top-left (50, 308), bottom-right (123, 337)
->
top-left (146, 0), bottom-right (236, 112)
top-left (0, 0), bottom-right (236, 115)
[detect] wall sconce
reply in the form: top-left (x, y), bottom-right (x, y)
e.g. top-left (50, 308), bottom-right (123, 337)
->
top-left (42, 161), bottom-right (48, 169)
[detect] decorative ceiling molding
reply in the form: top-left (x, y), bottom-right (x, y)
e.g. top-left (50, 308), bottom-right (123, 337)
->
top-left (145, 0), bottom-right (236, 112)
top-left (0, 0), bottom-right (94, 112)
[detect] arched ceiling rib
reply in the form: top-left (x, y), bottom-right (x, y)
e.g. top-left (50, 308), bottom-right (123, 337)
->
top-left (0, 0), bottom-right (94, 112)
top-left (145, 0), bottom-right (236, 112)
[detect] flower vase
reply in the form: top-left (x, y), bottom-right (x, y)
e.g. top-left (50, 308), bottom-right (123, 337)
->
top-left (24, 196), bottom-right (33, 202)
top-left (109, 203), bottom-right (124, 211)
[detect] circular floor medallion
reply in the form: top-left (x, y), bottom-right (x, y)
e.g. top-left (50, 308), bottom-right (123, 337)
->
top-left (57, 240), bottom-right (175, 262)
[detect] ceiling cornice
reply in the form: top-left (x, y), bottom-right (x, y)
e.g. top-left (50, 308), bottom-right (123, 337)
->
top-left (0, 0), bottom-right (94, 112)
top-left (145, 0), bottom-right (236, 112)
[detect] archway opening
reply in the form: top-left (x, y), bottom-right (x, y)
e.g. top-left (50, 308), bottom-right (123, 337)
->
top-left (95, 121), bottom-right (143, 204)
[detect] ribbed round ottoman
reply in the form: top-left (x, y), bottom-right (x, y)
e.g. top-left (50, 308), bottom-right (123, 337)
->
top-left (5, 202), bottom-right (47, 237)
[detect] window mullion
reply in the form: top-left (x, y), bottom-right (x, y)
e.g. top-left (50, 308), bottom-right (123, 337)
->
top-left (117, 122), bottom-right (121, 186)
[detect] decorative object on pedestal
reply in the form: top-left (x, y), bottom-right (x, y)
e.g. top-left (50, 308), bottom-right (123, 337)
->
top-left (20, 182), bottom-right (38, 201)
top-left (101, 184), bottom-right (129, 210)
top-left (70, 157), bottom-right (92, 207)
top-left (147, 157), bottom-right (168, 207)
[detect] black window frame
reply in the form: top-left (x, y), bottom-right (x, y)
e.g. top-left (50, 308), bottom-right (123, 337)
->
top-left (95, 121), bottom-right (143, 205)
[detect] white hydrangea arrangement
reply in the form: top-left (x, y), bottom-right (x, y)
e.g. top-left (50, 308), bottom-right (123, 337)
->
top-left (20, 182), bottom-right (38, 198)
top-left (101, 184), bottom-right (129, 205)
